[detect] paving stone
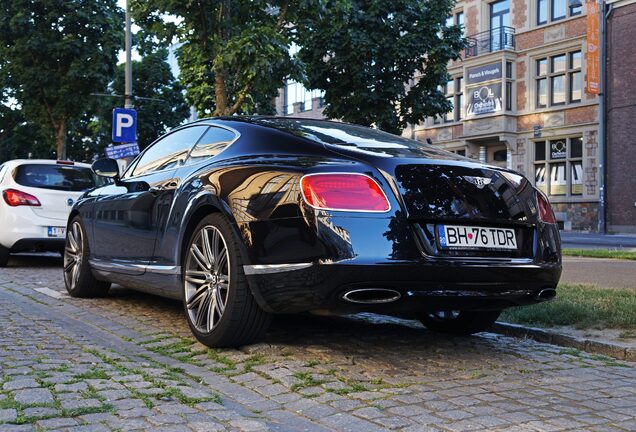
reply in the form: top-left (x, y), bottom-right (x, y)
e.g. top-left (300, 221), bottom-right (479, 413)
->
top-left (13, 388), bottom-right (54, 405)
top-left (36, 417), bottom-right (80, 429)
top-left (0, 408), bottom-right (17, 422)
top-left (22, 406), bottom-right (59, 419)
top-left (2, 379), bottom-right (40, 391)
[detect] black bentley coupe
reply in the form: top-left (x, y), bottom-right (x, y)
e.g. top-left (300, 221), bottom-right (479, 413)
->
top-left (64, 117), bottom-right (561, 347)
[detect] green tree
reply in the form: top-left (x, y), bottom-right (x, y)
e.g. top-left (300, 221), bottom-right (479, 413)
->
top-left (132, 0), bottom-right (306, 117)
top-left (112, 49), bottom-right (190, 150)
top-left (297, 0), bottom-right (466, 134)
top-left (0, 0), bottom-right (122, 159)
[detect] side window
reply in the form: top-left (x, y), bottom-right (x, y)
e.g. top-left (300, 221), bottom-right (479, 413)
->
top-left (186, 127), bottom-right (237, 164)
top-left (132, 126), bottom-right (208, 177)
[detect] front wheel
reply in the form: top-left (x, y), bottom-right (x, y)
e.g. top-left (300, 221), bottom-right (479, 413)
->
top-left (419, 310), bottom-right (501, 335)
top-left (64, 217), bottom-right (110, 297)
top-left (183, 214), bottom-right (271, 348)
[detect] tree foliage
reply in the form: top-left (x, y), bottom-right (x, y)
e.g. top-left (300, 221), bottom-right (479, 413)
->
top-left (131, 0), bottom-right (309, 117)
top-left (297, 0), bottom-right (466, 134)
top-left (98, 49), bottom-right (190, 150)
top-left (0, 0), bottom-right (123, 159)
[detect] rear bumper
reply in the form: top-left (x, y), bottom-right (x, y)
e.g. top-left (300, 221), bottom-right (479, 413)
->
top-left (0, 205), bottom-right (66, 250)
top-left (10, 238), bottom-right (65, 253)
top-left (245, 260), bottom-right (561, 314)
top-left (238, 211), bottom-right (561, 314)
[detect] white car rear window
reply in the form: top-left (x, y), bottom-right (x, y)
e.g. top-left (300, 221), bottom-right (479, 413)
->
top-left (14, 164), bottom-right (98, 192)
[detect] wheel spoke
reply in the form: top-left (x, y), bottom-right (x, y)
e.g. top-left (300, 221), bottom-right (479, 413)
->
top-left (64, 259), bottom-right (75, 272)
top-left (214, 287), bottom-right (225, 315)
top-left (195, 292), bottom-right (211, 328)
top-left (211, 229), bottom-right (220, 262)
top-left (186, 285), bottom-right (209, 309)
top-left (190, 244), bottom-right (209, 270)
top-left (208, 294), bottom-right (216, 332)
top-left (67, 231), bottom-right (78, 251)
top-left (185, 269), bottom-right (207, 285)
top-left (215, 248), bottom-right (228, 273)
top-left (202, 229), bottom-right (215, 268)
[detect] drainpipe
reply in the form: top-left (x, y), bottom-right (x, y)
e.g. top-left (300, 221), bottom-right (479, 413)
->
top-left (598, 2), bottom-right (613, 233)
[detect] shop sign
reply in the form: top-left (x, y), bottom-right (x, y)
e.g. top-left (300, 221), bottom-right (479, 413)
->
top-left (466, 82), bottom-right (502, 116)
top-left (466, 62), bottom-right (503, 85)
top-left (550, 140), bottom-right (567, 160)
top-left (586, 0), bottom-right (600, 94)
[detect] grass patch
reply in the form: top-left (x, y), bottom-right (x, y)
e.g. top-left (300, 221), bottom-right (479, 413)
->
top-left (563, 248), bottom-right (636, 260)
top-left (290, 372), bottom-right (326, 391)
top-left (500, 283), bottom-right (636, 329)
top-left (73, 369), bottom-right (110, 380)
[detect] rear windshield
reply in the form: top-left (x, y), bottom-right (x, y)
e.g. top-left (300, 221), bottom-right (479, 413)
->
top-left (252, 118), bottom-right (453, 158)
top-left (14, 164), bottom-right (100, 192)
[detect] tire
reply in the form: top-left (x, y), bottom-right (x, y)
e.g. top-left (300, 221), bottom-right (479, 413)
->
top-left (0, 245), bottom-right (9, 267)
top-left (182, 214), bottom-right (271, 348)
top-left (64, 216), bottom-right (111, 298)
top-left (419, 310), bottom-right (501, 336)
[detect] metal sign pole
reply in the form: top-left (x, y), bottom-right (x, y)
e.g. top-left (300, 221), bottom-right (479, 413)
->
top-left (124, 0), bottom-right (133, 109)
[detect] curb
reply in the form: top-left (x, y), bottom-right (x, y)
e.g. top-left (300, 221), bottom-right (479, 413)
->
top-left (492, 322), bottom-right (636, 362)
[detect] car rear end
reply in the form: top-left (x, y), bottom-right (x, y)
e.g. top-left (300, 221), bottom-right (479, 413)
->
top-left (0, 160), bottom-right (99, 254)
top-left (241, 119), bottom-right (561, 316)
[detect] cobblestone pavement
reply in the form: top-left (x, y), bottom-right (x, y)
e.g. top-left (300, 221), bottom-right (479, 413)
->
top-left (1, 254), bottom-right (635, 432)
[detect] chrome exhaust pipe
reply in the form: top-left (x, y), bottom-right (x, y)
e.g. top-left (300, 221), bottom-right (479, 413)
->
top-left (342, 288), bottom-right (401, 304)
top-left (534, 288), bottom-right (557, 301)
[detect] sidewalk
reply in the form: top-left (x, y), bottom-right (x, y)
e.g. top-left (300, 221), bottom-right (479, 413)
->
top-left (560, 231), bottom-right (636, 250)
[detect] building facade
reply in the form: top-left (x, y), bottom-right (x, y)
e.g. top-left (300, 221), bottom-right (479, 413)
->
top-left (276, 0), bottom-right (604, 231)
top-left (606, 0), bottom-right (636, 233)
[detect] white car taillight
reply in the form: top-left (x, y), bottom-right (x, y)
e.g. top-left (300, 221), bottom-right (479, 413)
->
top-left (2, 189), bottom-right (42, 207)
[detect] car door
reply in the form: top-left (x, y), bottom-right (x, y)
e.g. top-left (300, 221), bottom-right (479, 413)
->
top-left (91, 125), bottom-right (209, 274)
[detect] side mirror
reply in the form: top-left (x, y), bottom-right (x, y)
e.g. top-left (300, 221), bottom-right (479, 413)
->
top-left (92, 158), bottom-right (120, 179)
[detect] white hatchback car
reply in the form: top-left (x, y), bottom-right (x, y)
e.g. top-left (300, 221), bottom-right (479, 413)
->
top-left (0, 159), bottom-right (105, 266)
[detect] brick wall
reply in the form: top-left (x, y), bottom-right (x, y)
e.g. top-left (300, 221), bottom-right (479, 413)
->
top-left (606, 2), bottom-right (636, 232)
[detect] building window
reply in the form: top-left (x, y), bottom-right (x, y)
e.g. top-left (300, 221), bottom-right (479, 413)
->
top-left (449, 148), bottom-right (467, 156)
top-left (455, 76), bottom-right (464, 121)
top-left (534, 137), bottom-right (583, 197)
top-left (537, 0), bottom-right (582, 26)
top-left (535, 50), bottom-right (582, 108)
top-left (439, 76), bottom-right (463, 124)
top-left (505, 61), bottom-right (513, 111)
top-left (285, 80), bottom-right (324, 115)
top-left (446, 11), bottom-right (465, 29)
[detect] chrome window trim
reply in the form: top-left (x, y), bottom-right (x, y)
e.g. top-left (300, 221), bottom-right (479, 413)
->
top-left (243, 263), bottom-right (313, 275)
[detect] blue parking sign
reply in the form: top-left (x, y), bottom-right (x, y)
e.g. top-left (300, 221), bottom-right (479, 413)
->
top-left (112, 108), bottom-right (137, 143)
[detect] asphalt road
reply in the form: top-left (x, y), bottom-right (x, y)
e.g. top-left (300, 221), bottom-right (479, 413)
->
top-left (0, 254), bottom-right (635, 431)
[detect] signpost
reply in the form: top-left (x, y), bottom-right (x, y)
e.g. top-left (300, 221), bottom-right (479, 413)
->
top-left (112, 108), bottom-right (137, 143)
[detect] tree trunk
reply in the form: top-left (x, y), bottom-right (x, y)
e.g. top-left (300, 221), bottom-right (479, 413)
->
top-left (54, 120), bottom-right (66, 160)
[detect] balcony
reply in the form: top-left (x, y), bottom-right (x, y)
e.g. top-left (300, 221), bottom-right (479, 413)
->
top-left (465, 26), bottom-right (515, 58)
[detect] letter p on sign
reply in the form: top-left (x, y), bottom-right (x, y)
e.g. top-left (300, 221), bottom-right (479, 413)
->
top-left (112, 108), bottom-right (137, 143)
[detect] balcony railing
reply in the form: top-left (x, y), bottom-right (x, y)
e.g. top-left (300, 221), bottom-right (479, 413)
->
top-left (465, 26), bottom-right (515, 58)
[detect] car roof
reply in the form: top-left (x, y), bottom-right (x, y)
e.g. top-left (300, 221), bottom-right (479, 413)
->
top-left (2, 159), bottom-right (92, 168)
top-left (190, 115), bottom-right (342, 127)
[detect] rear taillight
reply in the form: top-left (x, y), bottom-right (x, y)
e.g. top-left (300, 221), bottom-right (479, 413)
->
top-left (300, 173), bottom-right (390, 212)
top-left (536, 191), bottom-right (556, 223)
top-left (2, 189), bottom-right (41, 207)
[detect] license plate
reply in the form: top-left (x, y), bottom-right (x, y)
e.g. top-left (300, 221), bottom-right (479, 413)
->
top-left (47, 227), bottom-right (66, 238)
top-left (437, 225), bottom-right (517, 250)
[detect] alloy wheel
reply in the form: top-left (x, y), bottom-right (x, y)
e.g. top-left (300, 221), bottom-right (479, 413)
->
top-left (185, 225), bottom-right (230, 334)
top-left (64, 221), bottom-right (83, 290)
